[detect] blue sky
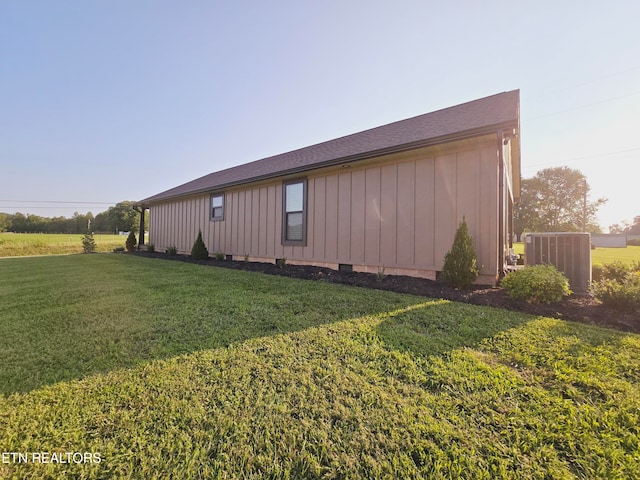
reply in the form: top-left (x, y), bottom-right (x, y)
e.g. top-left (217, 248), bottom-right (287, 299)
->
top-left (2, 1), bottom-right (639, 231)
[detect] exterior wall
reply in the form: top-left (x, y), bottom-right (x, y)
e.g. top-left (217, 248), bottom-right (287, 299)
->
top-left (149, 136), bottom-right (502, 284)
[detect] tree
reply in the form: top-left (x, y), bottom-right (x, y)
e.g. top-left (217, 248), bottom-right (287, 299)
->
top-left (610, 216), bottom-right (640, 235)
top-left (191, 230), bottom-right (209, 260)
top-left (108, 201), bottom-right (140, 233)
top-left (0, 213), bottom-right (10, 232)
top-left (441, 217), bottom-right (479, 288)
top-left (82, 231), bottom-right (96, 253)
top-left (514, 167), bottom-right (606, 236)
top-left (125, 231), bottom-right (137, 252)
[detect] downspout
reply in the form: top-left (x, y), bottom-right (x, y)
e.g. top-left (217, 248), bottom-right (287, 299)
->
top-left (497, 130), bottom-right (505, 279)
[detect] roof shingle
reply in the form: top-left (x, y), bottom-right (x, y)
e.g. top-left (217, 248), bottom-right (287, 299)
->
top-left (140, 90), bottom-right (519, 205)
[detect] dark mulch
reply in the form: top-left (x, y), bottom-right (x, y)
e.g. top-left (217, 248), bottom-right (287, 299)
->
top-left (131, 251), bottom-right (640, 334)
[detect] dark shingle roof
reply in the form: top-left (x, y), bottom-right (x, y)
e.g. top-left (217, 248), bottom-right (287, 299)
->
top-left (140, 90), bottom-right (519, 205)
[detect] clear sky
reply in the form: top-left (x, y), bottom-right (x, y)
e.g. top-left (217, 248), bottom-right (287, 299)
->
top-left (2, 1), bottom-right (639, 231)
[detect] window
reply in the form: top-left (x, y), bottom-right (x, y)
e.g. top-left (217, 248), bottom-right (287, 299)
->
top-left (211, 193), bottom-right (224, 221)
top-left (282, 179), bottom-right (306, 245)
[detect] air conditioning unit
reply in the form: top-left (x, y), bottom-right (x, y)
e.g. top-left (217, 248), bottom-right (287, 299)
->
top-left (524, 233), bottom-right (591, 293)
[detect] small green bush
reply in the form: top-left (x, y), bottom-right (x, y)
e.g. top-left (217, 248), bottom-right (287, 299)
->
top-left (166, 246), bottom-right (177, 255)
top-left (214, 251), bottom-right (224, 261)
top-left (501, 264), bottom-right (572, 304)
top-left (601, 261), bottom-right (632, 283)
top-left (191, 230), bottom-right (209, 260)
top-left (125, 231), bottom-right (137, 252)
top-left (591, 262), bottom-right (640, 310)
top-left (276, 257), bottom-right (287, 269)
top-left (592, 262), bottom-right (604, 282)
top-left (441, 217), bottom-right (479, 288)
top-left (81, 231), bottom-right (96, 253)
top-left (146, 243), bottom-right (155, 253)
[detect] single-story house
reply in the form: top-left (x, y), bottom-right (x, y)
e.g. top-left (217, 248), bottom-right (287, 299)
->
top-left (137, 90), bottom-right (521, 285)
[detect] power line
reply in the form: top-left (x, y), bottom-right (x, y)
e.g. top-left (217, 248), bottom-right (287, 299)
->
top-left (524, 90), bottom-right (640, 121)
top-left (0, 200), bottom-right (117, 204)
top-left (522, 147), bottom-right (640, 171)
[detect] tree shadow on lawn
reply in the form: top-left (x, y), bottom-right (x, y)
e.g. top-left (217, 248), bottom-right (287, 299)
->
top-left (375, 299), bottom-right (637, 361)
top-left (3, 290), bottom-right (535, 396)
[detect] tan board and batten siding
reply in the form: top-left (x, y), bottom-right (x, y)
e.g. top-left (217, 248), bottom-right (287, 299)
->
top-left (149, 134), bottom-right (503, 284)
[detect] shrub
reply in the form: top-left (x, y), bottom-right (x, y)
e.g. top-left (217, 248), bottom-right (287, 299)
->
top-left (191, 231), bottom-right (209, 260)
top-left (113, 246), bottom-right (125, 252)
top-left (592, 262), bottom-right (604, 282)
top-left (276, 257), bottom-right (287, 269)
top-left (441, 217), bottom-right (479, 288)
top-left (592, 270), bottom-right (640, 311)
top-left (501, 264), bottom-right (572, 304)
top-left (166, 246), bottom-right (177, 255)
top-left (146, 243), bottom-right (155, 253)
top-left (214, 251), bottom-right (224, 261)
top-left (601, 261), bottom-right (632, 283)
top-left (81, 231), bottom-right (96, 253)
top-left (627, 238), bottom-right (640, 246)
top-left (125, 231), bottom-right (137, 252)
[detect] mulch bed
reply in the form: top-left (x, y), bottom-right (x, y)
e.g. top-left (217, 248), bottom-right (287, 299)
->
top-left (131, 251), bottom-right (640, 334)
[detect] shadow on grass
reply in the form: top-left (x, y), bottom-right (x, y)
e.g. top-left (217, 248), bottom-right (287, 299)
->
top-left (375, 299), bottom-right (535, 358)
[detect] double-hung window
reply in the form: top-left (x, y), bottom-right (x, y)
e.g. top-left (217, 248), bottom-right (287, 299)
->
top-left (211, 193), bottom-right (224, 221)
top-left (282, 179), bottom-right (306, 245)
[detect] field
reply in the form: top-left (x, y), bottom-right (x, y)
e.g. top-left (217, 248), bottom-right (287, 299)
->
top-left (1, 254), bottom-right (639, 478)
top-left (0, 233), bottom-right (129, 257)
top-left (513, 242), bottom-right (640, 266)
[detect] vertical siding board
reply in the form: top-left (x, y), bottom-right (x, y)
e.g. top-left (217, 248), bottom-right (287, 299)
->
top-left (302, 179), bottom-right (315, 260)
top-left (434, 154), bottom-right (457, 269)
top-left (456, 150), bottom-right (481, 241)
top-left (380, 164), bottom-right (397, 266)
top-left (274, 184), bottom-right (284, 258)
top-left (266, 185), bottom-right (275, 256)
top-left (313, 177), bottom-right (326, 260)
top-left (324, 174), bottom-right (339, 262)
top-left (259, 187), bottom-right (268, 256)
top-left (480, 146), bottom-right (499, 276)
top-left (350, 170), bottom-right (365, 264)
top-left (251, 187), bottom-right (260, 255)
top-left (396, 161), bottom-right (415, 267)
top-left (364, 167), bottom-right (381, 265)
top-left (337, 172), bottom-right (351, 262)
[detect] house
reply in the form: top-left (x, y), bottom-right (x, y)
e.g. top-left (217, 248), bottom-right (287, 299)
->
top-left (137, 90), bottom-right (521, 285)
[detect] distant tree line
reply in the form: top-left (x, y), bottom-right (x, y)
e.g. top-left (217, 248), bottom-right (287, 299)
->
top-left (0, 201), bottom-right (146, 234)
top-left (609, 216), bottom-right (640, 235)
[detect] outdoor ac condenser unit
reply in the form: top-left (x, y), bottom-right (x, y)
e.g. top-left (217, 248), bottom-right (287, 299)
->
top-left (524, 232), bottom-right (592, 293)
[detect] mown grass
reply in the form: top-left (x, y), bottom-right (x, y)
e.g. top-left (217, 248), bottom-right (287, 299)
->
top-left (0, 233), bottom-right (128, 257)
top-left (1, 255), bottom-right (639, 479)
top-left (513, 242), bottom-right (640, 266)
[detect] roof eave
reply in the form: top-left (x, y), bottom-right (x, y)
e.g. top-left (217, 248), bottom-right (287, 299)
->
top-left (138, 120), bottom-right (518, 207)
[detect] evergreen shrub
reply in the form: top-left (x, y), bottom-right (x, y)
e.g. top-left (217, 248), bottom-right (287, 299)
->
top-left (125, 231), bottom-right (137, 252)
top-left (191, 231), bottom-right (209, 260)
top-left (441, 217), bottom-right (479, 288)
top-left (82, 231), bottom-right (96, 253)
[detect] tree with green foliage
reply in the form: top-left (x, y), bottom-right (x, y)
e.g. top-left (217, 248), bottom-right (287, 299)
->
top-left (82, 231), bottom-right (97, 253)
top-left (191, 230), bottom-right (209, 260)
top-left (441, 217), bottom-right (479, 288)
top-left (125, 231), bottom-right (137, 252)
top-left (514, 167), bottom-right (606, 238)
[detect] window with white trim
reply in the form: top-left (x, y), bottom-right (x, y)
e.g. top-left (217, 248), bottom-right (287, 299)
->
top-left (211, 193), bottom-right (224, 221)
top-left (282, 179), bottom-right (306, 245)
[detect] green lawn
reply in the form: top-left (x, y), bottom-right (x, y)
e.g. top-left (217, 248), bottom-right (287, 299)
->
top-left (1, 255), bottom-right (639, 479)
top-left (0, 233), bottom-right (130, 257)
top-left (513, 242), bottom-right (640, 266)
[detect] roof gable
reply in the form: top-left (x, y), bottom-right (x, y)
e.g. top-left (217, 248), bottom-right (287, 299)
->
top-left (140, 90), bottom-right (519, 205)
